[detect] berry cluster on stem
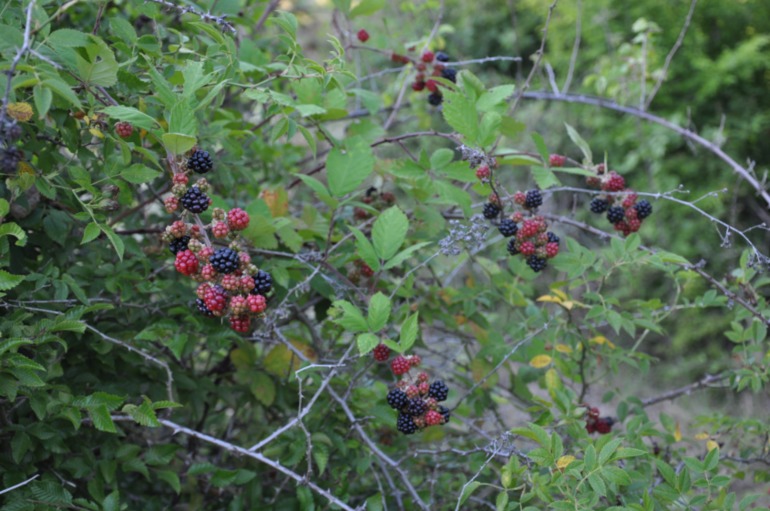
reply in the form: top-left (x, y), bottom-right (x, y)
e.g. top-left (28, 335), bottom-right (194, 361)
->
top-left (585, 164), bottom-right (653, 236)
top-left (584, 404), bottom-right (614, 434)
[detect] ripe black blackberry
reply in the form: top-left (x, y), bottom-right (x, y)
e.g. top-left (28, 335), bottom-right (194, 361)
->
top-left (387, 389), bottom-right (409, 410)
top-left (546, 232), bottom-right (560, 245)
top-left (527, 255), bottom-right (547, 272)
top-left (507, 238), bottom-right (519, 256)
top-left (210, 248), bottom-right (239, 274)
top-left (438, 405), bottom-right (451, 423)
top-left (169, 235), bottom-right (191, 255)
top-left (590, 197), bottom-right (609, 214)
top-left (1, 148), bottom-right (22, 172)
top-left (427, 92), bottom-right (443, 106)
top-left (251, 270), bottom-right (273, 295)
top-left (407, 398), bottom-right (427, 416)
top-left (435, 51), bottom-right (450, 62)
top-left (482, 202), bottom-right (500, 219)
top-left (606, 206), bottom-right (625, 224)
top-left (429, 380), bottom-right (449, 401)
top-left (195, 298), bottom-right (214, 317)
top-left (441, 68), bottom-right (457, 83)
top-left (397, 413), bottom-right (418, 435)
top-left (181, 186), bottom-right (210, 214)
top-left (524, 189), bottom-right (543, 209)
top-left (635, 200), bottom-right (653, 219)
top-left (498, 219), bottom-right (518, 237)
top-left (188, 150), bottom-right (213, 174)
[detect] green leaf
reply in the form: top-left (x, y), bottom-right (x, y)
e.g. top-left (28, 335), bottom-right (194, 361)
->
top-left (399, 313), bottom-right (419, 351)
top-left (75, 36), bottom-right (118, 86)
top-left (47, 29), bottom-right (90, 48)
top-left (33, 84), bottom-right (52, 118)
top-left (532, 166), bottom-right (561, 189)
top-left (102, 491), bottom-right (120, 511)
top-left (383, 242), bottom-right (431, 270)
top-left (88, 405), bottom-right (117, 433)
top-left (121, 164), bottom-right (161, 184)
top-left (41, 78), bottom-right (83, 109)
top-left (367, 292), bottom-right (391, 332)
top-left (101, 106), bottom-right (159, 131)
top-left (350, 227), bottom-right (380, 271)
top-left (9, 366), bottom-right (45, 387)
top-left (372, 206), bottom-right (409, 261)
top-left (442, 88), bottom-right (478, 142)
top-left (168, 100), bottom-right (196, 136)
top-left (81, 222), bottom-right (101, 244)
top-left (162, 133), bottom-right (197, 156)
top-left (531, 132), bottom-right (549, 163)
top-left (294, 104), bottom-right (327, 117)
top-left (356, 333), bottom-right (380, 355)
top-left (459, 482), bottom-right (482, 506)
top-left (326, 139), bottom-right (374, 197)
top-left (295, 174), bottom-right (337, 208)
top-left (331, 300), bottom-right (368, 333)
top-left (0, 223), bottom-right (26, 246)
top-left (101, 225), bottom-right (125, 261)
top-left (598, 437), bottom-right (622, 465)
top-left (126, 399), bottom-right (160, 427)
top-left (430, 148), bottom-right (455, 169)
top-left (0, 270), bottom-right (24, 291)
top-left (350, 0), bottom-right (386, 17)
top-left (156, 470), bottom-right (181, 494)
top-left (477, 84), bottom-right (516, 112)
top-left (0, 338), bottom-right (33, 356)
top-left (564, 122), bottom-right (593, 164)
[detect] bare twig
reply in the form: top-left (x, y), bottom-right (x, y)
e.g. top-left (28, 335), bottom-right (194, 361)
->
top-left (645, 0), bottom-right (698, 109)
top-left (642, 372), bottom-right (729, 407)
top-left (0, 474), bottom-right (39, 496)
top-left (255, 0), bottom-right (280, 32)
top-left (147, 0), bottom-right (236, 33)
top-left (1, 0), bottom-right (36, 123)
top-left (561, 0), bottom-right (581, 93)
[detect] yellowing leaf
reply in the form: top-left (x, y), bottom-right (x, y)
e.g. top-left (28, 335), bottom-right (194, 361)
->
top-left (551, 289), bottom-right (568, 301)
top-left (260, 189), bottom-right (288, 217)
top-left (674, 421), bottom-right (682, 442)
top-left (89, 127), bottom-right (104, 139)
top-left (8, 102), bottom-right (33, 122)
top-left (706, 440), bottom-right (719, 452)
top-left (561, 300), bottom-right (574, 310)
top-left (555, 344), bottom-right (573, 354)
top-left (529, 355), bottom-right (553, 369)
top-left (537, 294), bottom-right (563, 304)
top-left (590, 336), bottom-right (616, 348)
top-left (556, 455), bottom-right (575, 471)
top-left (545, 368), bottom-right (562, 391)
top-left (694, 432), bottom-right (710, 440)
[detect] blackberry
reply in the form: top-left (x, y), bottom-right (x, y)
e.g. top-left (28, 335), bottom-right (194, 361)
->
top-left (482, 202), bottom-right (500, 220)
top-left (210, 248), bottom-right (239, 274)
top-left (3, 121), bottom-right (21, 142)
top-left (498, 219), bottom-right (518, 237)
top-left (407, 398), bottom-right (427, 416)
top-left (546, 232), bottom-right (560, 245)
top-left (524, 189), bottom-right (543, 209)
top-left (251, 270), bottom-right (273, 295)
top-left (181, 186), bottom-right (210, 214)
top-left (1, 148), bottom-right (22, 172)
top-left (527, 255), bottom-right (547, 273)
top-left (441, 68), bottom-right (457, 83)
top-left (188, 150), bottom-right (213, 174)
top-left (506, 238), bottom-right (519, 255)
top-left (606, 206), bottom-right (625, 224)
top-left (195, 298), bottom-right (214, 317)
top-left (590, 197), bottom-right (609, 214)
top-left (169, 235), bottom-right (191, 255)
top-left (635, 200), bottom-right (653, 219)
top-left (427, 92), bottom-right (443, 106)
top-left (429, 380), bottom-right (449, 401)
top-left (438, 405), bottom-right (451, 423)
top-left (387, 389), bottom-right (409, 410)
top-left (397, 413), bottom-right (418, 435)
top-left (435, 51), bottom-right (450, 62)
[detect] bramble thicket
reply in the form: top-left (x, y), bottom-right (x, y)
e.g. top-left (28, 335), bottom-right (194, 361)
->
top-left (2, 0), bottom-right (770, 509)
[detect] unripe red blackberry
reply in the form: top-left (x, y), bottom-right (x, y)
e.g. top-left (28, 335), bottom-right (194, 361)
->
top-left (408, 354), bottom-right (421, 367)
top-left (203, 285), bottom-right (227, 312)
top-left (212, 222), bottom-right (229, 238)
top-left (360, 262), bottom-right (374, 278)
top-left (622, 192), bottom-right (638, 209)
top-left (519, 241), bottom-right (536, 256)
top-left (221, 274), bottom-right (240, 291)
top-left (229, 295), bottom-right (248, 315)
top-left (425, 410), bottom-right (443, 426)
top-left (603, 171), bottom-right (625, 192)
top-left (247, 294), bottom-right (267, 313)
top-left (475, 165), bottom-right (490, 181)
top-left (174, 250), bottom-right (199, 276)
top-left (412, 80), bottom-right (426, 92)
top-left (164, 196), bottom-right (179, 213)
top-left (390, 355), bottom-right (410, 375)
top-left (173, 173), bottom-right (188, 185)
top-left (200, 264), bottom-right (216, 281)
top-left (418, 382), bottom-right (430, 395)
top-left (519, 219), bottom-right (539, 237)
top-left (373, 343), bottom-right (390, 362)
top-left (627, 218), bottom-right (641, 232)
top-left (357, 29), bottom-right (369, 42)
top-left (513, 191), bottom-right (526, 205)
top-left (595, 417), bottom-right (614, 434)
top-left (390, 52), bottom-right (409, 64)
top-left (405, 385), bottom-right (419, 399)
top-left (199, 246), bottom-right (214, 261)
top-left (227, 208), bottom-right (250, 230)
top-left (115, 121), bottom-right (133, 138)
top-left (426, 80), bottom-right (438, 93)
top-left (421, 50), bottom-right (434, 63)
top-left (229, 315), bottom-right (251, 333)
top-left (417, 372), bottom-right (429, 383)
top-left (240, 275), bottom-right (256, 293)
top-left (549, 154), bottom-right (566, 167)
top-left (545, 242), bottom-right (559, 258)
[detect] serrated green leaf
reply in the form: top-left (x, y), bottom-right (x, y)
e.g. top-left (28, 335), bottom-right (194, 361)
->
top-left (356, 333), bottom-right (379, 355)
top-left (127, 399), bottom-right (160, 427)
top-left (442, 88), bottom-right (478, 142)
top-left (0, 222), bottom-right (27, 246)
top-left (81, 222), bottom-right (101, 244)
top-left (350, 0), bottom-right (386, 16)
top-left (295, 174), bottom-right (337, 207)
top-left (383, 242), bottom-right (431, 270)
top-left (326, 138), bottom-right (374, 197)
top-left (460, 481), bottom-right (482, 506)
top-left (156, 470), bottom-right (181, 494)
top-left (101, 225), bottom-right (125, 261)
top-left (372, 206), bottom-right (408, 261)
top-left (565, 122), bottom-right (593, 164)
top-left (49, 319), bottom-right (86, 333)
top-left (162, 133), bottom-right (197, 156)
top-left (0, 270), bottom-right (23, 291)
top-left (88, 405), bottom-right (117, 433)
top-left (532, 166), bottom-right (561, 189)
top-left (101, 106), bottom-right (159, 131)
top-left (168, 100), bottom-right (196, 136)
top-left (598, 437), bottom-right (622, 465)
top-left (331, 300), bottom-right (368, 333)
top-left (350, 227), bottom-right (380, 271)
top-left (367, 292), bottom-right (391, 332)
top-left (477, 84), bottom-right (516, 112)
top-left (399, 313), bottom-right (419, 351)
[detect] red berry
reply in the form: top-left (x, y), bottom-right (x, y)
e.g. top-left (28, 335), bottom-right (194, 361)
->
top-left (212, 221), bottom-right (229, 238)
top-left (627, 218), bottom-right (642, 232)
top-left (390, 355), bottom-right (411, 375)
top-left (412, 80), bottom-right (426, 92)
top-left (421, 50), bottom-right (434, 63)
top-left (545, 242), bottom-right (559, 258)
top-left (405, 385), bottom-right (419, 398)
top-left (426, 80), bottom-right (438, 92)
top-left (511, 212), bottom-right (524, 223)
top-left (418, 382), bottom-right (430, 395)
top-left (196, 283), bottom-right (211, 300)
top-left (240, 275), bottom-right (256, 293)
top-left (247, 294), bottom-right (267, 314)
top-left (390, 53), bottom-right (409, 64)
top-left (229, 295), bottom-right (248, 314)
top-left (586, 176), bottom-right (601, 189)
top-left (357, 29), bottom-right (369, 42)
top-left (408, 354), bottom-right (421, 367)
top-left (227, 208), bottom-right (250, 230)
top-left (172, 173), bottom-right (188, 185)
top-left (603, 171), bottom-right (625, 192)
top-left (596, 417), bottom-right (613, 434)
top-left (169, 220), bottom-right (187, 238)
top-left (425, 410), bottom-right (443, 426)
top-left (174, 250), bottom-right (199, 276)
top-left (520, 220), bottom-right (539, 237)
top-left (200, 264), bottom-right (216, 281)
top-left (203, 285), bottom-right (227, 312)
top-left (199, 246), bottom-right (214, 261)
top-left (373, 344), bottom-right (390, 362)
top-left (417, 372), bottom-right (429, 383)
top-left (596, 163), bottom-right (606, 174)
top-left (221, 274), bottom-right (240, 291)
top-left (622, 192), bottom-right (638, 209)
top-left (549, 154), bottom-right (566, 167)
top-left (475, 165), bottom-right (490, 181)
top-left (164, 196), bottom-right (179, 213)
top-left (360, 262), bottom-right (374, 278)
top-left (519, 241), bottom-right (536, 256)
top-left (229, 315), bottom-right (251, 333)
top-left (513, 191), bottom-right (526, 205)
top-left (115, 122), bottom-right (133, 138)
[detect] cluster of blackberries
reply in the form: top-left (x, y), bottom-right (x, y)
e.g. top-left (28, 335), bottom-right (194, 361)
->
top-left (586, 166), bottom-right (653, 236)
top-left (408, 50), bottom-right (453, 106)
top-left (584, 405), bottom-right (614, 434)
top-left (479, 191), bottom-right (560, 273)
top-left (387, 376), bottom-right (451, 435)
